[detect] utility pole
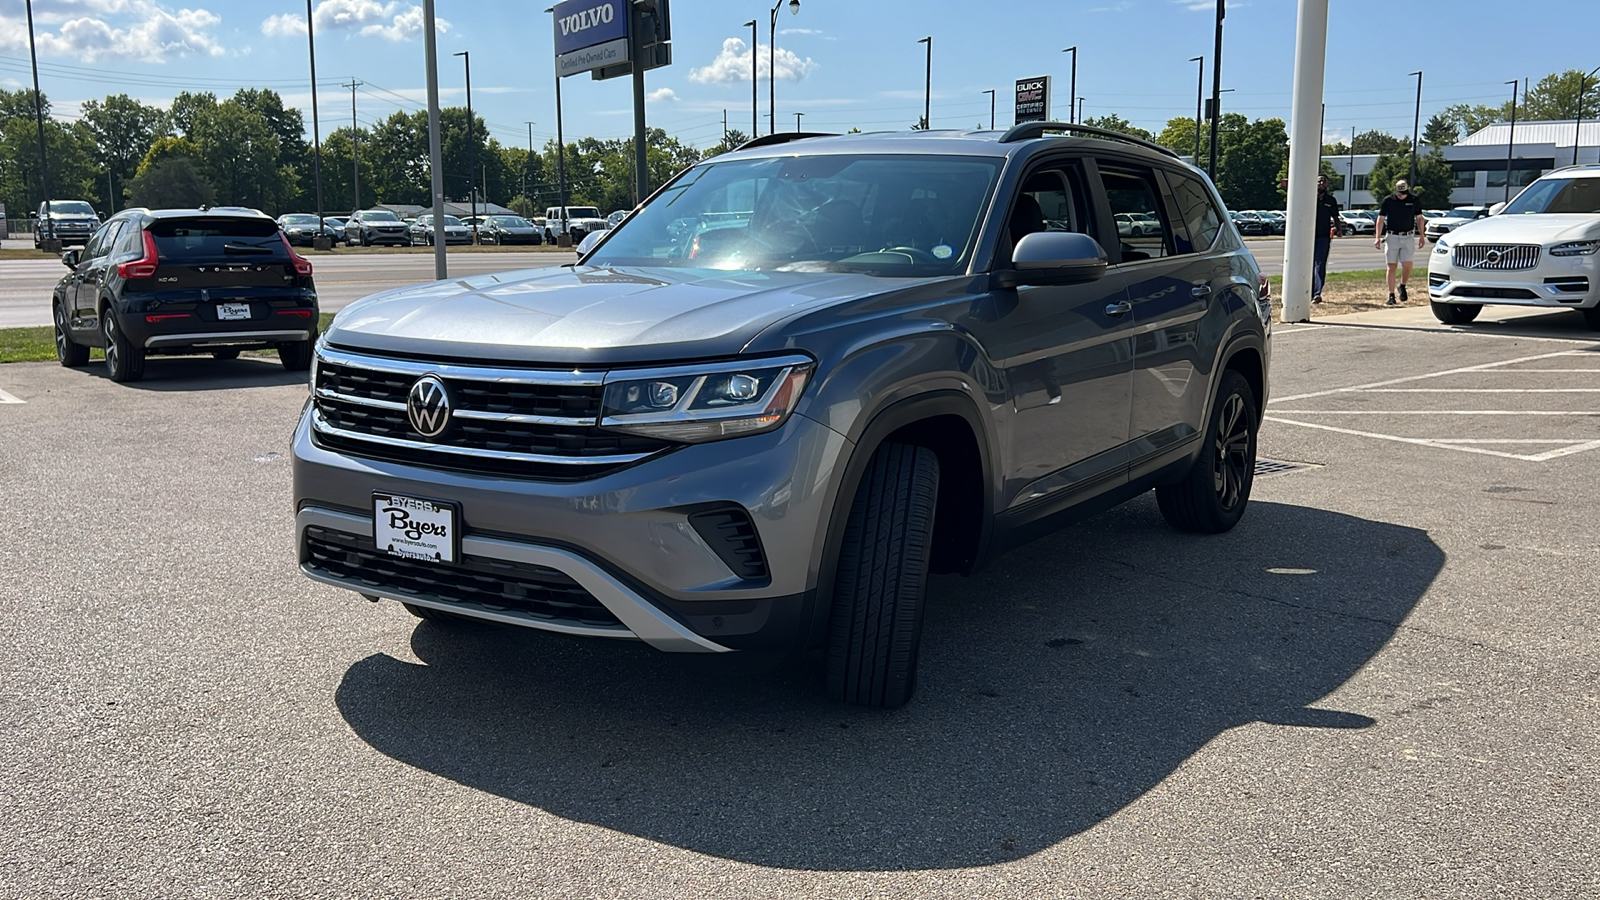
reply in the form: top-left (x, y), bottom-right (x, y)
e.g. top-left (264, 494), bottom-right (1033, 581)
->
top-left (1208, 0), bottom-right (1225, 180)
top-left (525, 120), bottom-right (536, 210)
top-left (795, 111), bottom-right (804, 132)
top-left (723, 108), bottom-right (728, 143)
top-left (344, 79), bottom-right (362, 210)
top-left (454, 51), bottom-right (475, 240)
top-left (26, 0), bottom-right (56, 251)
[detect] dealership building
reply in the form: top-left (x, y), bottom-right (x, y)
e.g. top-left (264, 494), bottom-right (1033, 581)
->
top-left (1322, 120), bottom-right (1600, 208)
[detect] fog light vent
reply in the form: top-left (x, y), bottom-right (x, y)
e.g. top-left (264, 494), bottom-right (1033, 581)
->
top-left (688, 507), bottom-right (770, 581)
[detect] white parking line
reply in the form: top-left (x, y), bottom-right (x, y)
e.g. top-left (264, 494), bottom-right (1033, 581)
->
top-left (1272, 410), bottom-right (1600, 415)
top-left (1266, 416), bottom-right (1600, 461)
top-left (0, 388), bottom-right (23, 404)
top-left (1270, 349), bottom-right (1589, 404)
top-left (1357, 388), bottom-right (1600, 393)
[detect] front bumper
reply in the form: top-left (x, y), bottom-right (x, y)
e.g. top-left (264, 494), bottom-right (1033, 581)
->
top-left (292, 405), bottom-right (851, 651)
top-left (1428, 253), bottom-right (1599, 309)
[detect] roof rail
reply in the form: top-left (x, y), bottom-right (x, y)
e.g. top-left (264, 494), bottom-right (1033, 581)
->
top-left (734, 131), bottom-right (837, 151)
top-left (999, 121), bottom-right (1179, 158)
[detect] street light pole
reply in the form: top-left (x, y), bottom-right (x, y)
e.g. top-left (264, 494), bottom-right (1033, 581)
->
top-left (769, 0), bottom-right (800, 136)
top-left (745, 19), bottom-right (758, 140)
top-left (422, 0), bottom-right (446, 278)
top-left (982, 89), bottom-right (995, 130)
top-left (1062, 46), bottom-right (1077, 123)
top-left (1408, 70), bottom-right (1422, 186)
top-left (1505, 78), bottom-right (1519, 205)
top-left (547, 6), bottom-right (569, 243)
top-left (1190, 55), bottom-right (1204, 164)
top-left (306, 0), bottom-right (327, 248)
top-left (795, 111), bottom-right (803, 132)
top-left (1574, 65), bottom-right (1600, 166)
top-left (918, 36), bottom-right (931, 129)
top-left (1077, 97), bottom-right (1086, 122)
top-left (454, 51), bottom-right (475, 240)
top-left (1208, 0), bottom-right (1225, 180)
top-left (24, 0), bottom-right (54, 251)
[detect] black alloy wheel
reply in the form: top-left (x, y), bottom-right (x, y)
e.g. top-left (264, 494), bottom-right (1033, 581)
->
top-left (1430, 301), bottom-right (1481, 325)
top-left (1156, 370), bottom-right (1256, 533)
top-left (55, 302), bottom-right (89, 367)
top-left (102, 309), bottom-right (145, 383)
top-left (279, 340), bottom-right (313, 371)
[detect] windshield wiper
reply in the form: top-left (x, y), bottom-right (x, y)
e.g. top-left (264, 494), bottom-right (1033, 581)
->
top-left (223, 242), bottom-right (275, 254)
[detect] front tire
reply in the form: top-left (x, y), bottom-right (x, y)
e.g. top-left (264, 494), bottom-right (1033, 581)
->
top-left (54, 302), bottom-right (89, 367)
top-left (1431, 301), bottom-right (1481, 324)
top-left (1156, 370), bottom-right (1257, 533)
top-left (211, 349), bottom-right (240, 360)
top-left (1583, 306), bottom-right (1600, 331)
top-left (102, 309), bottom-right (145, 383)
top-left (826, 443), bottom-right (940, 709)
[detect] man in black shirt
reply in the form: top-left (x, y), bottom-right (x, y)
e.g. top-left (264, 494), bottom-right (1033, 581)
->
top-left (1313, 174), bottom-right (1340, 303)
top-left (1374, 178), bottom-right (1426, 305)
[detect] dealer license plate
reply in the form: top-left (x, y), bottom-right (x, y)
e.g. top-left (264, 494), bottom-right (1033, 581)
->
top-left (217, 302), bottom-right (251, 320)
top-left (373, 493), bottom-right (457, 563)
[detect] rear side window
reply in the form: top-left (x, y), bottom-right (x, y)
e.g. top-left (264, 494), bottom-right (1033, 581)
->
top-left (147, 217), bottom-right (286, 259)
top-left (1168, 173), bottom-right (1224, 253)
top-left (1099, 165), bottom-right (1174, 261)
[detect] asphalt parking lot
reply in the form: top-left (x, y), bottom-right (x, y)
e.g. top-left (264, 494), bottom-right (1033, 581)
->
top-left (2, 307), bottom-right (1597, 897)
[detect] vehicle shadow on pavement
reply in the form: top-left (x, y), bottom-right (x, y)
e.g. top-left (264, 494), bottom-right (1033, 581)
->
top-left (91, 357), bottom-right (308, 391)
top-left (334, 496), bottom-right (1441, 871)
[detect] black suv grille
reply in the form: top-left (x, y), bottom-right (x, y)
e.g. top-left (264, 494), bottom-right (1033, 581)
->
top-left (302, 526), bottom-right (621, 628)
top-left (311, 351), bottom-right (673, 479)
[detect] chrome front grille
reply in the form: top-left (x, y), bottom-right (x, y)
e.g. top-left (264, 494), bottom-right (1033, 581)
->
top-left (310, 347), bottom-right (672, 479)
top-left (1455, 244), bottom-right (1541, 271)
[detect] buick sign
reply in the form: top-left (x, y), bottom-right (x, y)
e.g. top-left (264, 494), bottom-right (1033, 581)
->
top-left (1014, 76), bottom-right (1052, 125)
top-left (553, 0), bottom-right (629, 59)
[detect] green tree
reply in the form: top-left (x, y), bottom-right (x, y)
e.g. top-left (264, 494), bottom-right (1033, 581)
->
top-left (0, 90), bottom-right (101, 221)
top-left (704, 129), bottom-right (751, 158)
top-left (314, 127), bottom-right (375, 212)
top-left (1351, 130), bottom-right (1409, 155)
top-left (136, 136), bottom-right (203, 177)
top-left (367, 110), bottom-right (430, 205)
top-left (1081, 113), bottom-right (1153, 142)
top-left (1216, 116), bottom-right (1288, 210)
top-left (1422, 113), bottom-right (1459, 147)
top-left (80, 94), bottom-right (170, 211)
top-left (127, 156), bottom-right (215, 208)
top-left (169, 91), bottom-right (217, 138)
top-left (1366, 149), bottom-right (1453, 207)
top-left (191, 101), bottom-right (284, 211)
top-left (1520, 69), bottom-right (1600, 120)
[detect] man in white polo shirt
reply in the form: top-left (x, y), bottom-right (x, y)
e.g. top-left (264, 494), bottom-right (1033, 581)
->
top-left (1373, 178), bottom-right (1427, 306)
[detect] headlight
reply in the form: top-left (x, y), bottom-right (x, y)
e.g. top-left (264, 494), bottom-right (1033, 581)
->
top-left (1549, 240), bottom-right (1600, 257)
top-left (600, 355), bottom-right (814, 443)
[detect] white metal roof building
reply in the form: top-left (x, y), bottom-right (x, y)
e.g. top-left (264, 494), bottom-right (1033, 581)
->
top-left (1321, 120), bottom-right (1600, 209)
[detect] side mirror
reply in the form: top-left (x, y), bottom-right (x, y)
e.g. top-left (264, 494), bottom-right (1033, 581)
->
top-left (61, 249), bottom-right (80, 268)
top-left (997, 231), bottom-right (1108, 288)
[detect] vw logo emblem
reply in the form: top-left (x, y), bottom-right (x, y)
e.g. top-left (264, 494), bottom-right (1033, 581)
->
top-left (1484, 249), bottom-right (1503, 265)
top-left (406, 375), bottom-right (452, 437)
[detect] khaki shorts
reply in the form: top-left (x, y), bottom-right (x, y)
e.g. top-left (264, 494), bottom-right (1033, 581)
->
top-left (1384, 234), bottom-right (1417, 265)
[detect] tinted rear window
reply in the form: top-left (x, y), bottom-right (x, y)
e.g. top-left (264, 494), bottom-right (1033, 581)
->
top-left (147, 217), bottom-right (286, 258)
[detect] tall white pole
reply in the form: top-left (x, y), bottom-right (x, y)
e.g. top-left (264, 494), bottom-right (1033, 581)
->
top-left (1280, 0), bottom-right (1329, 323)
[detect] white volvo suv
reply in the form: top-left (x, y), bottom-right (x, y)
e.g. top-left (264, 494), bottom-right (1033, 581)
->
top-left (1428, 165), bottom-right (1600, 329)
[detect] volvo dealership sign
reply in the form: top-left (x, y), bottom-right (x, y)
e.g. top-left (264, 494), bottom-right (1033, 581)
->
top-left (553, 0), bottom-right (629, 77)
top-left (1014, 76), bottom-right (1052, 125)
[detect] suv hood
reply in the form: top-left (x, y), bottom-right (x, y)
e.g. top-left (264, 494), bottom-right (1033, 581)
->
top-left (326, 265), bottom-right (946, 365)
top-left (1445, 214), bottom-right (1600, 245)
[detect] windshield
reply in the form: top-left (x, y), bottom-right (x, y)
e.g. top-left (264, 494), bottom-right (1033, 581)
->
top-left (50, 201), bottom-right (96, 216)
top-left (1502, 178), bottom-right (1600, 215)
top-left (363, 210), bottom-right (401, 222)
top-left (282, 214), bottom-right (320, 225)
top-left (587, 153), bottom-right (1002, 276)
top-left (491, 216), bottom-right (527, 226)
top-left (561, 207), bottom-right (601, 219)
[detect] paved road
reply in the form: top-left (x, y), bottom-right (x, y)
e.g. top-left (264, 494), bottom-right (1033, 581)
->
top-left (1, 239), bottom-right (1379, 329)
top-left (1, 306), bottom-right (1597, 896)
top-left (0, 249), bottom-right (568, 329)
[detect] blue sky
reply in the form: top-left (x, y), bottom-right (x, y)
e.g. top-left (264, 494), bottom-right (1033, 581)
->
top-left (1, 0), bottom-right (1596, 152)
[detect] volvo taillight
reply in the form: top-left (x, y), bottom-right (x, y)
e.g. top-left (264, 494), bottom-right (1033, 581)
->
top-left (280, 233), bottom-right (314, 276)
top-left (116, 231), bottom-right (159, 279)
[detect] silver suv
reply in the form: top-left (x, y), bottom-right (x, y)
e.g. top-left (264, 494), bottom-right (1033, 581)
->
top-left (294, 125), bottom-right (1271, 707)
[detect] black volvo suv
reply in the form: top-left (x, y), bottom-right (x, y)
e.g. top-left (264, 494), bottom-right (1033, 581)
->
top-left (52, 208), bottom-right (319, 382)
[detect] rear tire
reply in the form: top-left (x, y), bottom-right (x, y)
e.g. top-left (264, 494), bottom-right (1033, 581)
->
top-left (55, 302), bottom-right (89, 367)
top-left (825, 442), bottom-right (940, 709)
top-left (1431, 301), bottom-right (1481, 324)
top-left (278, 340), bottom-right (313, 371)
top-left (102, 309), bottom-right (145, 383)
top-left (211, 349), bottom-right (240, 360)
top-left (1157, 370), bottom-right (1257, 533)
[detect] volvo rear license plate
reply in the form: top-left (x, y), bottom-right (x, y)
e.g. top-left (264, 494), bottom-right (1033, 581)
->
top-left (217, 302), bottom-right (251, 320)
top-left (373, 493), bottom-right (457, 563)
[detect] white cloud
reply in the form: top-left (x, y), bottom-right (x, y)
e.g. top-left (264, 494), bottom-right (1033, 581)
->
top-left (689, 37), bottom-right (817, 85)
top-left (258, 1), bottom-right (447, 42)
top-left (779, 27), bottom-right (822, 35)
top-left (0, 1), bottom-right (225, 63)
top-left (647, 87), bottom-right (678, 103)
